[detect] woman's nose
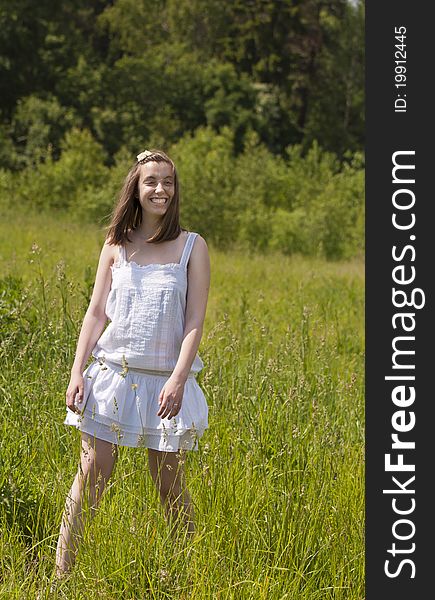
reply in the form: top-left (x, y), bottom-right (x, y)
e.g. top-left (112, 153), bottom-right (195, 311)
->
top-left (155, 182), bottom-right (164, 193)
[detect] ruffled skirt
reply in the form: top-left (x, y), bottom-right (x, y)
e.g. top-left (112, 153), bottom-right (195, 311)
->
top-left (64, 358), bottom-right (208, 451)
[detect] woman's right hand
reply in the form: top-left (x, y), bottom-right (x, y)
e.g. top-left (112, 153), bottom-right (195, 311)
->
top-left (66, 371), bottom-right (84, 413)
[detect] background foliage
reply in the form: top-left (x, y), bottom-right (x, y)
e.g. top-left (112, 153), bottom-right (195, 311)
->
top-left (0, 0), bottom-right (364, 259)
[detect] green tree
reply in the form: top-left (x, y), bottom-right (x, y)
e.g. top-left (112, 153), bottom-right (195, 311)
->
top-left (11, 95), bottom-right (78, 167)
top-left (0, 1), bottom-right (109, 117)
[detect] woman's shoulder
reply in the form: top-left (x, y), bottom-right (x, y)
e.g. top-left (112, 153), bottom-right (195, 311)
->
top-left (101, 238), bottom-right (122, 266)
top-left (186, 230), bottom-right (207, 244)
top-left (189, 233), bottom-right (209, 265)
top-left (192, 232), bottom-right (208, 248)
top-left (181, 230), bottom-right (208, 252)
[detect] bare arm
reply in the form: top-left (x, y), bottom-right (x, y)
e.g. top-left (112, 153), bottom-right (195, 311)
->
top-left (66, 240), bottom-right (116, 413)
top-left (172, 235), bottom-right (210, 381)
top-left (71, 240), bottom-right (116, 374)
top-left (157, 235), bottom-right (210, 419)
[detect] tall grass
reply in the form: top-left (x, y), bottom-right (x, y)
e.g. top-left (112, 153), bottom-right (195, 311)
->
top-left (0, 208), bottom-right (364, 599)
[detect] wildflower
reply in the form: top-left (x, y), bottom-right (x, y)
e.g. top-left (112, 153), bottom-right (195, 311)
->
top-left (190, 422), bottom-right (198, 441)
top-left (97, 357), bottom-right (107, 371)
top-left (137, 434), bottom-right (147, 447)
top-left (119, 355), bottom-right (129, 378)
top-left (158, 569), bottom-right (169, 582)
top-left (110, 422), bottom-right (123, 439)
top-left (130, 517), bottom-right (137, 534)
top-left (56, 260), bottom-right (66, 281)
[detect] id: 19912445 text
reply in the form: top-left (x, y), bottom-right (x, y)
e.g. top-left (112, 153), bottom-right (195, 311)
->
top-left (394, 26), bottom-right (407, 113)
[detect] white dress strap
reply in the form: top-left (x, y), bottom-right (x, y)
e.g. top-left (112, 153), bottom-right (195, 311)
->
top-left (180, 232), bottom-right (198, 268)
top-left (117, 245), bottom-right (127, 265)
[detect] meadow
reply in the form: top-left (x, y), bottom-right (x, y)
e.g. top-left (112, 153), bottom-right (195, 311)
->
top-left (0, 209), bottom-right (364, 599)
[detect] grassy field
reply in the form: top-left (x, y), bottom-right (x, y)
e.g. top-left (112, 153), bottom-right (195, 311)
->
top-left (0, 209), bottom-right (364, 599)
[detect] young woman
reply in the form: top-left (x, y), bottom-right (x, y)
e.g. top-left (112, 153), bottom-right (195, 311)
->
top-left (56, 149), bottom-right (210, 576)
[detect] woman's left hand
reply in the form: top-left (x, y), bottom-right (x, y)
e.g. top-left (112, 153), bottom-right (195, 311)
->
top-left (157, 375), bottom-right (185, 419)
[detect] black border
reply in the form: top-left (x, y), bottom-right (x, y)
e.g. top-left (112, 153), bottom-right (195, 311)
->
top-left (366, 2), bottom-right (434, 596)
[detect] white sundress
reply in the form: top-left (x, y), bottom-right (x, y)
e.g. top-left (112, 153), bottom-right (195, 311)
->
top-left (64, 231), bottom-right (208, 451)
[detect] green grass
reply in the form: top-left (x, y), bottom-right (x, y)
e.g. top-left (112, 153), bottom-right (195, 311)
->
top-left (0, 208), bottom-right (364, 599)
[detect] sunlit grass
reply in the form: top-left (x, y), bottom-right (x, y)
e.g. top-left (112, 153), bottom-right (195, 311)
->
top-left (0, 207), bottom-right (364, 599)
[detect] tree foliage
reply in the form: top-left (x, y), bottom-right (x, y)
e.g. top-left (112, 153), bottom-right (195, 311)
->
top-left (1, 0), bottom-right (364, 164)
top-left (0, 0), bottom-right (365, 258)
top-left (2, 126), bottom-right (364, 259)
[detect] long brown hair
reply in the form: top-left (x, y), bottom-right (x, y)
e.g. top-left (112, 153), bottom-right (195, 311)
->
top-left (105, 150), bottom-right (184, 245)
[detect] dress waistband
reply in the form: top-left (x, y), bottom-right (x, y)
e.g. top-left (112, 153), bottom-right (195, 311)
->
top-left (93, 357), bottom-right (195, 379)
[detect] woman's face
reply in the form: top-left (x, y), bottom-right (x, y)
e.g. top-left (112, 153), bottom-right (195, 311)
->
top-left (137, 161), bottom-right (175, 217)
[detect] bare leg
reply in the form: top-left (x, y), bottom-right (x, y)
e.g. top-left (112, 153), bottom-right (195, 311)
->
top-left (55, 433), bottom-right (118, 576)
top-left (148, 448), bottom-right (194, 537)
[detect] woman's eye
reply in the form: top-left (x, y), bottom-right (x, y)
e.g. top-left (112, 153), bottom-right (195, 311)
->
top-left (144, 181), bottom-right (173, 185)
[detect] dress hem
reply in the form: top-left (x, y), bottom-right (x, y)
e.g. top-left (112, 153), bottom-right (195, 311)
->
top-left (66, 416), bottom-right (206, 451)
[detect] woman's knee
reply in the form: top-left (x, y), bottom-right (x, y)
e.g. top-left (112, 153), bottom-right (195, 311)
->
top-left (159, 479), bottom-right (183, 503)
top-left (79, 434), bottom-right (117, 489)
top-left (148, 449), bottom-right (184, 502)
top-left (156, 467), bottom-right (184, 503)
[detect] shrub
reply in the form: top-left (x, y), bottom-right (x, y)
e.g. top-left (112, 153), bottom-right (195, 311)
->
top-left (17, 128), bottom-right (108, 212)
top-left (4, 126), bottom-right (364, 259)
top-left (11, 95), bottom-right (78, 169)
top-left (170, 126), bottom-right (238, 246)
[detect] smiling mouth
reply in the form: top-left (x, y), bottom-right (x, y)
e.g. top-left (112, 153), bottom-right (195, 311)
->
top-left (150, 197), bottom-right (168, 204)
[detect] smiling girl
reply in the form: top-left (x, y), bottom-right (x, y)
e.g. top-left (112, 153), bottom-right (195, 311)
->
top-left (56, 149), bottom-right (210, 576)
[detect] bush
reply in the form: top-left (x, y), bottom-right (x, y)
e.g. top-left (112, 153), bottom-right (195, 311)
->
top-left (17, 128), bottom-right (108, 212)
top-left (11, 95), bottom-right (78, 169)
top-left (233, 130), bottom-right (292, 250)
top-left (68, 145), bottom-right (134, 225)
top-left (170, 126), bottom-right (239, 246)
top-left (2, 126), bottom-right (364, 259)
